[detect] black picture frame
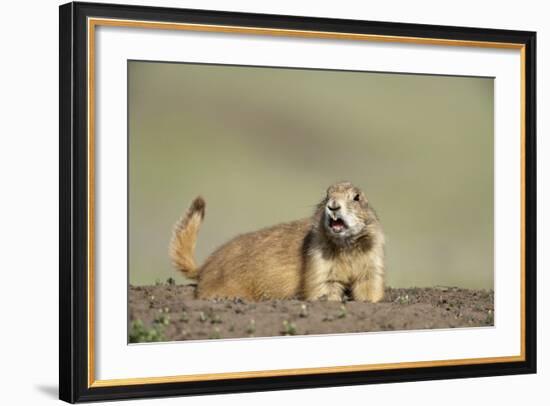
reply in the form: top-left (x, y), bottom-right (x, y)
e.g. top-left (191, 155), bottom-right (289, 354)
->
top-left (59, 1), bottom-right (537, 403)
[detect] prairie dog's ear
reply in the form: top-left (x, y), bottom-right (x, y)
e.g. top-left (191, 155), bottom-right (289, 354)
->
top-left (351, 187), bottom-right (364, 199)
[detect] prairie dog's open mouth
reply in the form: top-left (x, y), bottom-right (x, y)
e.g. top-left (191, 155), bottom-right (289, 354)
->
top-left (329, 217), bottom-right (347, 233)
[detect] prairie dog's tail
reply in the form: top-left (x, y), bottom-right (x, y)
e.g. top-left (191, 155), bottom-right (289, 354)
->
top-left (169, 196), bottom-right (206, 279)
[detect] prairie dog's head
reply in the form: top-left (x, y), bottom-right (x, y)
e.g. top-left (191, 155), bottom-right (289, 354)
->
top-left (318, 182), bottom-right (377, 243)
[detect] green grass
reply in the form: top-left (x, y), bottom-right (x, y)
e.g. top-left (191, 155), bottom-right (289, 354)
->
top-left (129, 319), bottom-right (164, 343)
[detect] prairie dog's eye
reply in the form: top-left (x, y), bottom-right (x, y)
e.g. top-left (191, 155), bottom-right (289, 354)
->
top-left (353, 194), bottom-right (361, 202)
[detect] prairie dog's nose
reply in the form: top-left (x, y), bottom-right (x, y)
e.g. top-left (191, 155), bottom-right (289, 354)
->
top-left (327, 201), bottom-right (341, 211)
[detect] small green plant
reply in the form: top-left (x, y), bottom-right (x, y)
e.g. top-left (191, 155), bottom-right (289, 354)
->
top-left (209, 327), bottom-right (222, 339)
top-left (281, 320), bottom-right (297, 336)
top-left (198, 311), bottom-right (208, 323)
top-left (395, 294), bottom-right (410, 305)
top-left (211, 314), bottom-right (223, 324)
top-left (485, 310), bottom-right (494, 325)
top-left (337, 305), bottom-right (347, 319)
top-left (129, 320), bottom-right (164, 343)
top-left (166, 277), bottom-right (176, 285)
top-left (180, 311), bottom-right (189, 323)
top-left (154, 314), bottom-right (170, 326)
top-left (246, 319), bottom-right (256, 335)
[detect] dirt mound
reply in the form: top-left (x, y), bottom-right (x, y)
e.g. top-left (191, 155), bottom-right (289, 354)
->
top-left (129, 283), bottom-right (494, 343)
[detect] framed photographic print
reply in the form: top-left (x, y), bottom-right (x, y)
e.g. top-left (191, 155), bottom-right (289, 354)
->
top-left (59, 1), bottom-right (537, 403)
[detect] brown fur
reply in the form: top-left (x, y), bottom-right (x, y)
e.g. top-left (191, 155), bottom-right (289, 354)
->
top-left (169, 182), bottom-right (385, 302)
top-left (169, 196), bottom-right (205, 279)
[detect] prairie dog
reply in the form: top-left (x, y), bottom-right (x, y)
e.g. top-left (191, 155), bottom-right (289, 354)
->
top-left (169, 182), bottom-right (385, 302)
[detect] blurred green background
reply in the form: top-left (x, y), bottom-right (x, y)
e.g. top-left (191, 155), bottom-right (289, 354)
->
top-left (128, 61), bottom-right (493, 289)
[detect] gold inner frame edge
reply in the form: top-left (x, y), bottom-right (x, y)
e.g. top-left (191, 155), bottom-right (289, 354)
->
top-left (86, 17), bottom-right (527, 388)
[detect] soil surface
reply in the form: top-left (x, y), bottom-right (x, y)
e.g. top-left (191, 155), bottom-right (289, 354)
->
top-left (129, 283), bottom-right (494, 342)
